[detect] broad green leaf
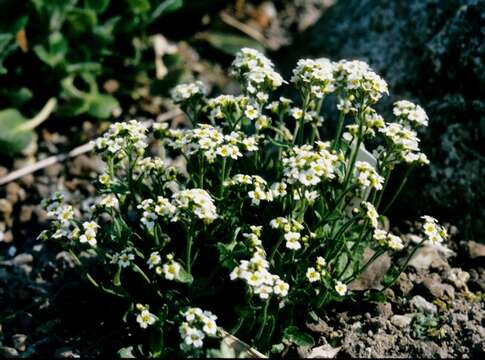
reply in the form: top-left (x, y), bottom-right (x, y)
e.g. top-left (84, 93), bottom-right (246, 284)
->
top-left (0, 98), bottom-right (57, 155)
top-left (86, 0), bottom-right (110, 13)
top-left (177, 267), bottom-right (193, 284)
top-left (283, 326), bottom-right (315, 347)
top-left (86, 93), bottom-right (120, 119)
top-left (200, 31), bottom-right (265, 56)
top-left (67, 8), bottom-right (98, 33)
top-left (117, 346), bottom-right (136, 358)
top-left (0, 109), bottom-right (33, 154)
top-left (33, 32), bottom-right (68, 67)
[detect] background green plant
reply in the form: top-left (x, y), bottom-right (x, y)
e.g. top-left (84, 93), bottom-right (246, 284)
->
top-left (0, 0), bottom-right (184, 154)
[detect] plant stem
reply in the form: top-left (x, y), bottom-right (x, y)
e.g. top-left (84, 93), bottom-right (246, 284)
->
top-left (381, 165), bottom-right (414, 214)
top-left (186, 231), bottom-right (193, 275)
top-left (382, 238), bottom-right (426, 291)
top-left (220, 158), bottom-right (226, 198)
top-left (333, 111), bottom-right (345, 150)
top-left (255, 300), bottom-right (270, 341)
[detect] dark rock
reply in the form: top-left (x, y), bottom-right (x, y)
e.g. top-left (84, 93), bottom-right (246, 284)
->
top-left (468, 268), bottom-right (485, 292)
top-left (291, 0), bottom-right (485, 239)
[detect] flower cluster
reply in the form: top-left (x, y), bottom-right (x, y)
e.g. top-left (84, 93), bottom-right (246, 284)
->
top-left (138, 196), bottom-right (176, 230)
top-left (355, 161), bottom-right (384, 191)
top-left (230, 47), bottom-right (284, 96)
top-left (94, 120), bottom-right (148, 159)
top-left (361, 201), bottom-right (379, 228)
top-left (269, 217), bottom-right (306, 250)
top-left (146, 252), bottom-right (182, 281)
top-left (136, 304), bottom-right (157, 329)
top-left (373, 229), bottom-right (404, 251)
top-left (179, 308), bottom-right (218, 349)
top-left (291, 58), bottom-right (335, 99)
top-left (393, 100), bottom-right (428, 128)
top-left (225, 174), bottom-right (275, 206)
top-left (230, 227), bottom-right (290, 300)
top-left (282, 142), bottom-right (338, 187)
top-left (379, 122), bottom-right (429, 165)
top-left (170, 124), bottom-right (258, 163)
top-left (171, 81), bottom-right (206, 104)
top-left (334, 59), bottom-right (389, 105)
top-left (172, 189), bottom-right (218, 223)
top-left (421, 216), bottom-right (448, 244)
top-left (79, 221), bottom-right (99, 247)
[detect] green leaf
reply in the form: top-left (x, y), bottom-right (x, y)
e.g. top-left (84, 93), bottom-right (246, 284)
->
top-left (67, 8), bottom-right (98, 34)
top-left (149, 0), bottom-right (183, 23)
top-left (0, 98), bottom-right (57, 155)
top-left (117, 346), bottom-right (136, 358)
top-left (200, 31), bottom-right (265, 56)
top-left (66, 62), bottom-right (102, 74)
top-left (177, 267), bottom-right (193, 284)
top-left (33, 32), bottom-right (68, 67)
top-left (127, 0), bottom-right (151, 14)
top-left (86, 94), bottom-right (120, 119)
top-left (283, 326), bottom-right (315, 347)
top-left (86, 0), bottom-right (111, 13)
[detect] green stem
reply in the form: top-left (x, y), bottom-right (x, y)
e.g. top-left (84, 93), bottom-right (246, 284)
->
top-left (186, 231), bottom-right (193, 275)
top-left (382, 238), bottom-right (426, 291)
top-left (220, 157), bottom-right (226, 198)
top-left (255, 300), bottom-right (270, 341)
top-left (381, 165), bottom-right (414, 214)
top-left (333, 111), bottom-right (345, 150)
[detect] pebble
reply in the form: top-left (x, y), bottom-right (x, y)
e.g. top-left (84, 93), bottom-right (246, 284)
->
top-left (12, 334), bottom-right (27, 352)
top-left (390, 314), bottom-right (414, 328)
top-left (445, 268), bottom-right (470, 289)
top-left (410, 295), bottom-right (437, 315)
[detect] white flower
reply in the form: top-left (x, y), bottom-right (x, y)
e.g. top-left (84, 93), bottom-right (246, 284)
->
top-left (306, 267), bottom-right (321, 283)
top-left (202, 318), bottom-right (218, 335)
top-left (273, 279), bottom-right (289, 297)
top-left (184, 328), bottom-right (205, 348)
top-left (244, 105), bottom-right (259, 120)
top-left (162, 261), bottom-right (181, 280)
top-left (147, 252), bottom-right (161, 269)
top-left (99, 194), bottom-right (119, 209)
top-left (334, 281), bottom-right (348, 296)
top-left (137, 309), bottom-right (157, 329)
top-left (254, 284), bottom-right (273, 299)
top-left (362, 201), bottom-right (379, 228)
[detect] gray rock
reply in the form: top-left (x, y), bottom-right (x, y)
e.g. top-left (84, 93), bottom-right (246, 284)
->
top-left (390, 314), bottom-right (414, 328)
top-left (408, 245), bottom-right (449, 272)
top-left (410, 295), bottom-right (437, 315)
top-left (444, 268), bottom-right (470, 289)
top-left (467, 241), bottom-right (485, 259)
top-left (421, 274), bottom-right (455, 300)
